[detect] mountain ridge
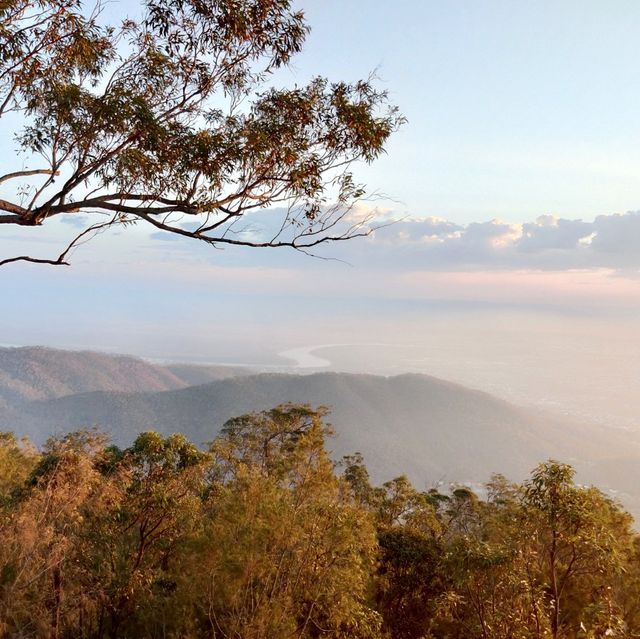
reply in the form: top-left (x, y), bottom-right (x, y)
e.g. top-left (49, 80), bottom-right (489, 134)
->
top-left (2, 348), bottom-right (639, 515)
top-left (3, 369), bottom-right (637, 485)
top-left (0, 345), bottom-right (253, 407)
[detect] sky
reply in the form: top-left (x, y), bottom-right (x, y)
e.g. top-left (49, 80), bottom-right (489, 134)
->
top-left (299, 0), bottom-right (640, 222)
top-left (2, 1), bottom-right (640, 427)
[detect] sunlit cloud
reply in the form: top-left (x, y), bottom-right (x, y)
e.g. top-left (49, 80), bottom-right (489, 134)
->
top-left (359, 210), bottom-right (640, 272)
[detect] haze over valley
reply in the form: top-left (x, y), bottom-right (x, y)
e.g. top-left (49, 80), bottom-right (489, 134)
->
top-left (2, 345), bottom-right (639, 517)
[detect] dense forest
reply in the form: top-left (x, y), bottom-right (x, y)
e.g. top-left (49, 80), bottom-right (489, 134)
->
top-left (1, 405), bottom-right (639, 639)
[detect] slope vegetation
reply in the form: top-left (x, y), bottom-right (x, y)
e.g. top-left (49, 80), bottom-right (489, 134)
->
top-left (0, 346), bottom-right (250, 407)
top-left (3, 371), bottom-right (637, 490)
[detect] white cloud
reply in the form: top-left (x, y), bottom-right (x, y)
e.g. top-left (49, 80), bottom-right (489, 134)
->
top-left (591, 212), bottom-right (640, 255)
top-left (360, 210), bottom-right (640, 272)
top-left (518, 215), bottom-right (592, 252)
top-left (7, 205), bottom-right (640, 277)
top-left (135, 208), bottom-right (640, 275)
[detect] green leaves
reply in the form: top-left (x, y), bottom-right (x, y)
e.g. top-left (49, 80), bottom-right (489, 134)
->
top-left (3, 417), bottom-right (637, 639)
top-left (0, 432), bottom-right (36, 502)
top-left (0, 0), bottom-right (403, 265)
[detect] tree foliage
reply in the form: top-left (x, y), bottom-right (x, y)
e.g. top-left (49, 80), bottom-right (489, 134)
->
top-left (0, 0), bottom-right (403, 266)
top-left (1, 409), bottom-right (639, 638)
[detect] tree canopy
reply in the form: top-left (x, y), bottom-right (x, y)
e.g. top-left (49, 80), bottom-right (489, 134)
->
top-left (1, 408), bottom-right (640, 638)
top-left (0, 0), bottom-right (403, 266)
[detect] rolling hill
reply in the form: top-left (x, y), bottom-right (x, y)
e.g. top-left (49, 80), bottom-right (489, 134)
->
top-left (2, 346), bottom-right (639, 515)
top-left (2, 369), bottom-right (638, 496)
top-left (0, 346), bottom-right (252, 408)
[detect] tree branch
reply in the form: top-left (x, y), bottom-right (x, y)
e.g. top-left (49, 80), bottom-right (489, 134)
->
top-left (0, 169), bottom-right (59, 185)
top-left (0, 0), bottom-right (401, 266)
top-left (0, 255), bottom-right (69, 267)
top-left (0, 200), bottom-right (28, 217)
top-left (0, 217), bottom-right (116, 267)
top-left (0, 214), bottom-right (31, 225)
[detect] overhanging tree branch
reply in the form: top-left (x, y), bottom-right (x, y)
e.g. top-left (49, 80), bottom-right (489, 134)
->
top-left (0, 0), bottom-right (403, 266)
top-left (0, 216), bottom-right (116, 267)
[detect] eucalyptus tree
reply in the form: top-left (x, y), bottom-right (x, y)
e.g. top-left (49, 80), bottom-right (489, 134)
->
top-left (202, 404), bottom-right (382, 639)
top-left (0, 432), bottom-right (36, 500)
top-left (0, 0), bottom-right (402, 266)
top-left (373, 476), bottom-right (444, 639)
top-left (522, 461), bottom-right (631, 639)
top-left (0, 431), bottom-right (108, 638)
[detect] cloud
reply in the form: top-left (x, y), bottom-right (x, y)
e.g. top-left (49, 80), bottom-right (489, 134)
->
top-left (377, 216), bottom-right (463, 243)
top-left (591, 212), bottom-right (640, 255)
top-left (22, 205), bottom-right (640, 278)
top-left (360, 211), bottom-right (640, 272)
top-left (518, 215), bottom-right (592, 252)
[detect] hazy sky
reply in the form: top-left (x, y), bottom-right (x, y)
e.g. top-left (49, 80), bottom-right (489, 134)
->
top-left (299, 0), bottom-right (640, 222)
top-left (2, 1), bottom-right (640, 423)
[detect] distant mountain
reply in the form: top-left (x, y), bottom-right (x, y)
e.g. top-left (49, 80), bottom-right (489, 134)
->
top-left (164, 363), bottom-right (253, 386)
top-left (3, 370), bottom-right (639, 501)
top-left (2, 347), bottom-right (639, 515)
top-left (0, 346), bottom-right (252, 408)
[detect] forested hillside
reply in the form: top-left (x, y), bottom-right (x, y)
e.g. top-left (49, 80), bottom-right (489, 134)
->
top-left (1, 405), bottom-right (639, 639)
top-left (4, 369), bottom-right (640, 512)
top-left (0, 346), bottom-right (251, 408)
